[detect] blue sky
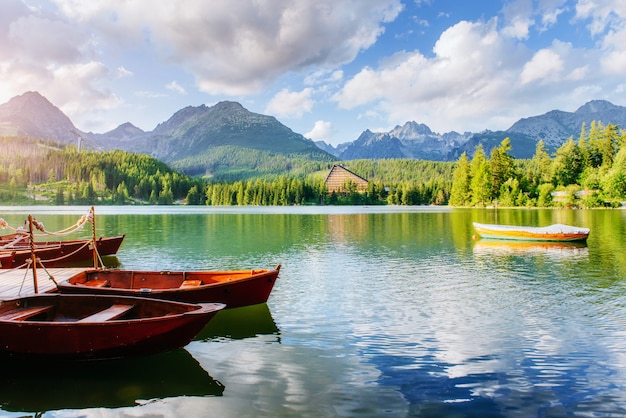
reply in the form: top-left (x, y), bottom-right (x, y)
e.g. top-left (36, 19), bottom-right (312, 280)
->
top-left (1, 0), bottom-right (626, 146)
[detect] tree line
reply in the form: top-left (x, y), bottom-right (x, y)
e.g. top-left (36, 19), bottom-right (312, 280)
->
top-left (449, 121), bottom-right (626, 207)
top-left (2, 120), bottom-right (625, 207)
top-left (0, 137), bottom-right (454, 206)
top-left (0, 137), bottom-right (202, 205)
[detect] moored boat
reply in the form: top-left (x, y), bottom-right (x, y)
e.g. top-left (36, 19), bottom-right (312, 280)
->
top-left (57, 265), bottom-right (281, 308)
top-left (0, 207), bottom-right (124, 268)
top-left (472, 222), bottom-right (590, 242)
top-left (0, 293), bottom-right (224, 360)
top-left (0, 235), bottom-right (125, 269)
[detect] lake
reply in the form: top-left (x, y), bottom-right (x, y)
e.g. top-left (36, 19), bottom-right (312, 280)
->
top-left (0, 205), bottom-right (625, 417)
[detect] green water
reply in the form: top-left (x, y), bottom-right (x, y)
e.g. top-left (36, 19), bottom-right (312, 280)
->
top-left (0, 206), bottom-right (625, 417)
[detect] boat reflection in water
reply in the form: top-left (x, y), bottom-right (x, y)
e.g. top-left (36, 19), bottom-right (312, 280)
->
top-left (60, 255), bottom-right (121, 269)
top-left (195, 303), bottom-right (280, 341)
top-left (0, 349), bottom-right (224, 413)
top-left (472, 239), bottom-right (589, 258)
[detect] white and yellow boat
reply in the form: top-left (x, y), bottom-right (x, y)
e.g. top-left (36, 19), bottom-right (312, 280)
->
top-left (472, 222), bottom-right (590, 242)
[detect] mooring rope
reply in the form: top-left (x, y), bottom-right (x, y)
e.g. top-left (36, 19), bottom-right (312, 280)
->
top-left (0, 235), bottom-right (29, 250)
top-left (36, 241), bottom-right (91, 264)
top-left (0, 207), bottom-right (94, 237)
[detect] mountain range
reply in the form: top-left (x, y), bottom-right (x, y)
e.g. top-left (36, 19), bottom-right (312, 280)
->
top-left (1, 91), bottom-right (626, 173)
top-left (317, 100), bottom-right (626, 160)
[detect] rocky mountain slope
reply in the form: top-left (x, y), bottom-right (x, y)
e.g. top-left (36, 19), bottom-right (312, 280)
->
top-left (2, 91), bottom-right (625, 165)
top-left (85, 101), bottom-right (331, 163)
top-left (320, 100), bottom-right (626, 161)
top-left (337, 122), bottom-right (470, 160)
top-left (0, 91), bottom-right (78, 143)
top-left (0, 92), bottom-right (333, 168)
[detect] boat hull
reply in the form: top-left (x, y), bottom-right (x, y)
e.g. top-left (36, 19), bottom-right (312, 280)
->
top-left (472, 222), bottom-right (589, 242)
top-left (0, 294), bottom-right (224, 360)
top-left (57, 266), bottom-right (281, 308)
top-left (0, 235), bottom-right (125, 269)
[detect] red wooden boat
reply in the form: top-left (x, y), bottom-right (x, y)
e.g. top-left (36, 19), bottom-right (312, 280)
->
top-left (57, 265), bottom-right (281, 308)
top-left (0, 235), bottom-right (125, 269)
top-left (0, 293), bottom-right (224, 360)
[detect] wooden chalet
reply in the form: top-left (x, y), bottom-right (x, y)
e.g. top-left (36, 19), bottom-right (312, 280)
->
top-left (324, 165), bottom-right (369, 194)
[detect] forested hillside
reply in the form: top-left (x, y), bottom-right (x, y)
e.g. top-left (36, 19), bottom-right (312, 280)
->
top-left (0, 137), bottom-right (202, 205)
top-left (449, 121), bottom-right (626, 208)
top-left (170, 145), bottom-right (334, 180)
top-left (203, 159), bottom-right (454, 206)
top-left (0, 137), bottom-right (456, 206)
top-left (2, 118), bottom-right (625, 208)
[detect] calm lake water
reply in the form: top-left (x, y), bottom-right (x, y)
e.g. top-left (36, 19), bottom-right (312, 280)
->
top-left (0, 205), bottom-right (625, 417)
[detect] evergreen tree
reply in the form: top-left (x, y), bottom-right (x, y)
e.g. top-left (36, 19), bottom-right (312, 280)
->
top-left (527, 140), bottom-right (552, 192)
top-left (601, 123), bottom-right (619, 168)
top-left (601, 146), bottom-right (626, 200)
top-left (55, 186), bottom-right (64, 205)
top-left (489, 138), bottom-right (515, 201)
top-left (469, 145), bottom-right (491, 206)
top-left (552, 138), bottom-right (583, 186)
top-left (449, 152), bottom-right (471, 206)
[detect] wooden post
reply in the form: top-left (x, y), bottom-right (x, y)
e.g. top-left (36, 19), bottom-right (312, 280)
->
top-left (91, 206), bottom-right (98, 268)
top-left (28, 215), bottom-right (38, 294)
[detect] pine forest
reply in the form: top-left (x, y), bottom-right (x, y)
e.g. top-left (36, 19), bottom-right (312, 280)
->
top-left (1, 119), bottom-right (625, 207)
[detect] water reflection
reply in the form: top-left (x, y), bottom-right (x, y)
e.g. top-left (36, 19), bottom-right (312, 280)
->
top-left (472, 240), bottom-right (589, 258)
top-left (0, 349), bottom-right (223, 413)
top-left (1, 207), bottom-right (626, 416)
top-left (59, 255), bottom-right (121, 268)
top-left (195, 303), bottom-right (280, 341)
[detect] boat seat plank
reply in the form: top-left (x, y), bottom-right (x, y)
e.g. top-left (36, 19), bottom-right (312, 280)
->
top-left (180, 280), bottom-right (203, 288)
top-left (0, 305), bottom-right (54, 321)
top-left (78, 304), bottom-right (134, 322)
top-left (84, 279), bottom-right (110, 288)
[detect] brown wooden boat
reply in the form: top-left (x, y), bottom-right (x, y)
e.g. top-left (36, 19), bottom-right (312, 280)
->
top-left (0, 235), bottom-right (125, 269)
top-left (57, 265), bottom-right (281, 308)
top-left (0, 293), bottom-right (224, 360)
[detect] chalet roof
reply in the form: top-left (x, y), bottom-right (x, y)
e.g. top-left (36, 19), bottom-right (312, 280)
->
top-left (324, 164), bottom-right (369, 194)
top-left (323, 164), bottom-right (369, 184)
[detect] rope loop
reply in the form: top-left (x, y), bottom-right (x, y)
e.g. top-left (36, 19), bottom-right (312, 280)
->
top-left (0, 207), bottom-right (97, 240)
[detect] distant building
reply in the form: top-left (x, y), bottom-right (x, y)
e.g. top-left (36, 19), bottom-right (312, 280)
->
top-left (324, 164), bottom-right (369, 194)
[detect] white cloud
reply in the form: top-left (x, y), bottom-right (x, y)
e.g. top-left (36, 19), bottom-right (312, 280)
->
top-left (305, 120), bottom-right (335, 141)
top-left (334, 19), bottom-right (529, 132)
top-left (567, 65), bottom-right (588, 80)
top-left (600, 22), bottom-right (626, 73)
top-left (134, 90), bottom-right (167, 99)
top-left (535, 0), bottom-right (569, 29)
top-left (501, 0), bottom-right (535, 39)
top-left (574, 0), bottom-right (626, 35)
top-left (304, 69), bottom-right (344, 86)
top-left (7, 15), bottom-right (85, 63)
top-left (50, 0), bottom-right (403, 96)
top-left (116, 66), bottom-right (133, 77)
top-left (47, 61), bottom-right (122, 116)
top-left (332, 14), bottom-right (626, 134)
top-left (520, 48), bottom-right (564, 84)
top-left (3, 0), bottom-right (626, 140)
top-left (166, 80), bottom-right (186, 94)
top-left (265, 88), bottom-right (314, 118)
top-left (0, 2), bottom-right (121, 129)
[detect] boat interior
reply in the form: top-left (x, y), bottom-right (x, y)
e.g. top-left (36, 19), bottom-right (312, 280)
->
top-left (68, 269), bottom-right (270, 290)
